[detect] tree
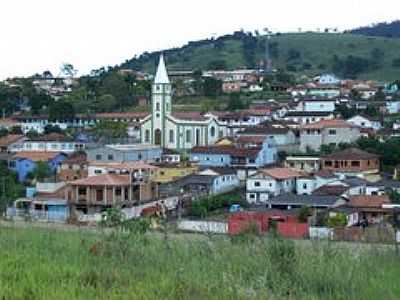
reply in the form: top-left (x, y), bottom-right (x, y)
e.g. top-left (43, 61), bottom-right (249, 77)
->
top-left (48, 100), bottom-right (75, 121)
top-left (28, 161), bottom-right (51, 182)
top-left (93, 121), bottom-right (128, 140)
top-left (60, 63), bottom-right (77, 77)
top-left (207, 60), bottom-right (227, 70)
top-left (96, 94), bottom-right (117, 112)
top-left (203, 77), bottom-right (222, 98)
top-left (327, 213), bottom-right (347, 228)
top-left (44, 124), bottom-right (63, 134)
top-left (227, 93), bottom-right (246, 110)
top-left (297, 206), bottom-right (311, 223)
top-left (0, 162), bottom-right (24, 214)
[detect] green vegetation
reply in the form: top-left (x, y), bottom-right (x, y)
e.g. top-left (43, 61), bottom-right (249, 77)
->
top-left (0, 163), bottom-right (24, 214)
top-left (1, 227), bottom-right (400, 299)
top-left (190, 190), bottom-right (247, 218)
top-left (122, 32), bottom-right (400, 81)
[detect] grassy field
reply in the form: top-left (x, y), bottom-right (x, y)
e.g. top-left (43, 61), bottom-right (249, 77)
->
top-left (123, 32), bottom-right (400, 81)
top-left (1, 226), bottom-right (400, 299)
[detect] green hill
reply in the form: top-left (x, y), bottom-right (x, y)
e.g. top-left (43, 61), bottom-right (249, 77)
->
top-left (121, 32), bottom-right (400, 81)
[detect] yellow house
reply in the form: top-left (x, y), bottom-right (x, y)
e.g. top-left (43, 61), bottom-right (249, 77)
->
top-left (153, 163), bottom-right (198, 183)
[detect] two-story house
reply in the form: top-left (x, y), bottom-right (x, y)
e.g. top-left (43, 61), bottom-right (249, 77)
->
top-left (299, 119), bottom-right (360, 152)
top-left (246, 167), bottom-right (302, 204)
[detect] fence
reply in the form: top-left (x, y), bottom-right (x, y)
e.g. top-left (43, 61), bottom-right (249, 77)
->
top-left (177, 220), bottom-right (228, 234)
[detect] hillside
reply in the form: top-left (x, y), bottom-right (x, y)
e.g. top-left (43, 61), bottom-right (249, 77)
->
top-left (347, 20), bottom-right (400, 38)
top-left (121, 32), bottom-right (400, 81)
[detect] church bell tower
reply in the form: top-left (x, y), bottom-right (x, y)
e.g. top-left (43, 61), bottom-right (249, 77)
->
top-left (151, 55), bottom-right (172, 146)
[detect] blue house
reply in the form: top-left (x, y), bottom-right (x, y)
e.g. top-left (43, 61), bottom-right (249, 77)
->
top-left (190, 138), bottom-right (277, 168)
top-left (8, 198), bottom-right (69, 222)
top-left (9, 152), bottom-right (67, 182)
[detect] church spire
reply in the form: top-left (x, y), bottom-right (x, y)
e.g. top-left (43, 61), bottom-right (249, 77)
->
top-left (154, 54), bottom-right (170, 84)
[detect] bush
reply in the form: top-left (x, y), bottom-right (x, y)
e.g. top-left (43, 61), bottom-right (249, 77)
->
top-left (327, 213), bottom-right (347, 228)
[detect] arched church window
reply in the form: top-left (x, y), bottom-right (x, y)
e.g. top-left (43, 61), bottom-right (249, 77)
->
top-left (156, 102), bottom-right (160, 111)
top-left (169, 129), bottom-right (174, 143)
top-left (145, 130), bottom-right (150, 143)
top-left (210, 126), bottom-right (216, 137)
top-left (186, 129), bottom-right (191, 143)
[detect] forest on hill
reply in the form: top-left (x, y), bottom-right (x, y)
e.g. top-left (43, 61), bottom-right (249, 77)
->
top-left (120, 30), bottom-right (400, 81)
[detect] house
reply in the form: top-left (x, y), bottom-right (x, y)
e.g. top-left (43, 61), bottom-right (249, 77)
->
top-left (86, 144), bottom-right (162, 163)
top-left (0, 134), bottom-right (25, 153)
top-left (237, 123), bottom-right (299, 153)
top-left (222, 81), bottom-right (242, 93)
top-left (246, 168), bottom-right (302, 204)
top-left (336, 195), bottom-right (391, 225)
top-left (160, 167), bottom-right (240, 197)
top-left (283, 111), bottom-right (334, 125)
top-left (295, 170), bottom-right (340, 195)
top-left (153, 163), bottom-right (198, 183)
top-left (307, 86), bottom-right (341, 98)
top-left (87, 161), bottom-right (158, 178)
top-left (9, 151), bottom-right (67, 182)
top-left (321, 148), bottom-right (379, 175)
top-left (67, 174), bottom-right (157, 216)
top-left (347, 115), bottom-right (382, 131)
top-left (9, 198), bottom-right (70, 222)
top-left (386, 100), bottom-right (400, 114)
top-left (57, 153), bottom-right (88, 181)
top-left (316, 74), bottom-right (341, 85)
top-left (266, 193), bottom-right (343, 210)
top-left (299, 119), bottom-right (360, 152)
top-left (9, 133), bottom-right (85, 153)
top-left (284, 156), bottom-right (320, 173)
top-left (161, 148), bottom-right (181, 163)
top-left (294, 98), bottom-right (336, 112)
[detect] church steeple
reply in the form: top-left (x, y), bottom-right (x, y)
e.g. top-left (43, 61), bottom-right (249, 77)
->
top-left (154, 54), bottom-right (170, 84)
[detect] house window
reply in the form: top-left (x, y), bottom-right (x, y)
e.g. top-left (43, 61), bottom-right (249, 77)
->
top-left (186, 129), bottom-right (191, 143)
top-left (249, 159), bottom-right (255, 164)
top-left (303, 183), bottom-right (307, 189)
top-left (254, 181), bottom-right (261, 187)
top-left (249, 194), bottom-right (255, 199)
top-left (108, 154), bottom-right (114, 161)
top-left (351, 161), bottom-right (360, 167)
top-left (169, 129), bottom-right (174, 143)
top-left (145, 130), bottom-right (150, 143)
top-left (78, 187), bottom-right (86, 195)
top-left (115, 188), bottom-right (122, 196)
top-left (138, 153), bottom-right (142, 160)
top-left (95, 154), bottom-right (102, 160)
top-left (328, 129), bottom-right (336, 135)
top-left (94, 169), bottom-right (102, 174)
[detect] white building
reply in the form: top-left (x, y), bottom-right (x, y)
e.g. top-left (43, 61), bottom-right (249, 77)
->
top-left (140, 55), bottom-right (228, 150)
top-left (246, 168), bottom-right (302, 204)
top-left (347, 115), bottom-right (382, 131)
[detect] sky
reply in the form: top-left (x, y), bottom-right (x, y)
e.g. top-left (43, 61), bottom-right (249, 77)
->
top-left (0, 0), bottom-right (399, 80)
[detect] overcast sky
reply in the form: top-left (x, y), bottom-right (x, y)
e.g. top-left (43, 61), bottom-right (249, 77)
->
top-left (0, 0), bottom-right (398, 79)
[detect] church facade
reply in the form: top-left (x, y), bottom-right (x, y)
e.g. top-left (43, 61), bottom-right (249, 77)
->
top-left (140, 55), bottom-right (227, 150)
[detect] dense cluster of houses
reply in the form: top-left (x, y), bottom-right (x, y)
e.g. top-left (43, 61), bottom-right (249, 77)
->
top-left (1, 55), bottom-right (400, 238)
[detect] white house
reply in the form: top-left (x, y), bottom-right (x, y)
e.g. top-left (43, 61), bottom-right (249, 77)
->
top-left (317, 74), bottom-right (341, 85)
top-left (246, 167), bottom-right (302, 204)
top-left (295, 99), bottom-right (336, 112)
top-left (347, 115), bottom-right (382, 131)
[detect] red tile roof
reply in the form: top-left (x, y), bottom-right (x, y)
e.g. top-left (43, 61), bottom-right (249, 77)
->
top-left (260, 167), bottom-right (302, 180)
top-left (0, 134), bottom-right (24, 147)
top-left (14, 151), bottom-right (63, 162)
top-left (71, 174), bottom-right (130, 186)
top-left (322, 148), bottom-right (379, 160)
top-left (171, 112), bottom-right (208, 121)
top-left (348, 195), bottom-right (390, 208)
top-left (301, 119), bottom-right (355, 130)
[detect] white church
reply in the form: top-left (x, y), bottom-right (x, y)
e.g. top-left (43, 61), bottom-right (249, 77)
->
top-left (140, 55), bottom-right (228, 150)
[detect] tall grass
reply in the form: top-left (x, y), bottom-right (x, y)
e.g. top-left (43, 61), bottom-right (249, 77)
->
top-left (0, 227), bottom-right (399, 299)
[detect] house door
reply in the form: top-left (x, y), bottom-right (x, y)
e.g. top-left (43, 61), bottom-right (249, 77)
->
top-left (155, 129), bottom-right (162, 146)
top-left (96, 189), bottom-right (103, 202)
